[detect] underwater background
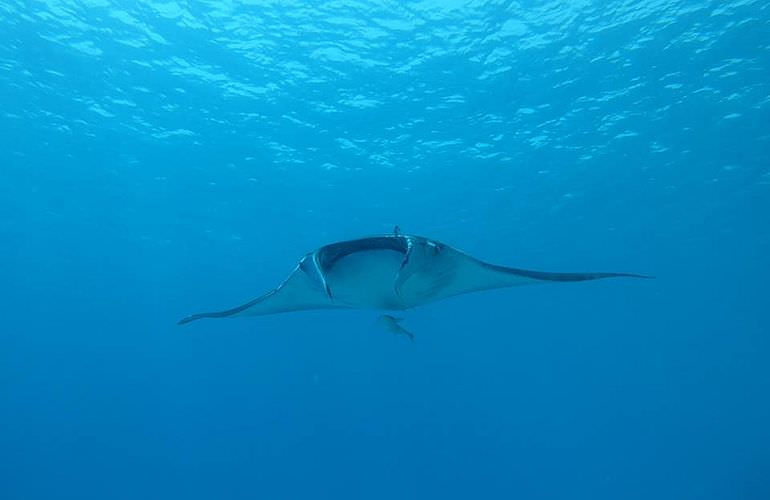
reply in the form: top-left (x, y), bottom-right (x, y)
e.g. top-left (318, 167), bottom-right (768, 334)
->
top-left (1, 1), bottom-right (769, 498)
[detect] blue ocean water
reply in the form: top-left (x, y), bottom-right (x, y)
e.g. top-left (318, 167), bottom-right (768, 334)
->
top-left (1, 0), bottom-right (769, 498)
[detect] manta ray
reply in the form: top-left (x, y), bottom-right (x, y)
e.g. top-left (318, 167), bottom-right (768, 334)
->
top-left (178, 228), bottom-right (650, 325)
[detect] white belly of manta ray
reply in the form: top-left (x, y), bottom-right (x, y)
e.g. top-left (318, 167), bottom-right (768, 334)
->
top-left (324, 249), bottom-right (406, 309)
top-left (177, 232), bottom-right (650, 326)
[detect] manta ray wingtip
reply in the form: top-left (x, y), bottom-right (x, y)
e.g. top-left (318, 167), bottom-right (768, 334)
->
top-left (626, 273), bottom-right (655, 279)
top-left (177, 314), bottom-right (204, 325)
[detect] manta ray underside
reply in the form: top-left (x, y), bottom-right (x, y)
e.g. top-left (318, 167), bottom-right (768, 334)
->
top-left (178, 231), bottom-right (650, 325)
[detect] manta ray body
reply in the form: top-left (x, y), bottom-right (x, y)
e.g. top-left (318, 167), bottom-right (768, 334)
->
top-left (178, 231), bottom-right (649, 325)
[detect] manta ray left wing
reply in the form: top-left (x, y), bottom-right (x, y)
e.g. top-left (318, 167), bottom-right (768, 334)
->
top-left (177, 263), bottom-right (338, 325)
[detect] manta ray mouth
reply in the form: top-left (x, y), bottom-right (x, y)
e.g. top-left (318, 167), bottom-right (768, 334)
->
top-left (314, 235), bottom-right (409, 273)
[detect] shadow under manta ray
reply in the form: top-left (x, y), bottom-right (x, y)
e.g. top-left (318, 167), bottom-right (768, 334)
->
top-left (178, 230), bottom-right (651, 325)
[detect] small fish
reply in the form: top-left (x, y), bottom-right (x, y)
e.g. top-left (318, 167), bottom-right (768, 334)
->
top-left (376, 314), bottom-right (415, 342)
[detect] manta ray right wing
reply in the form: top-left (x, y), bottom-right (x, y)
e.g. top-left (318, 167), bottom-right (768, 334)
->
top-left (443, 255), bottom-right (653, 298)
top-left (396, 244), bottom-right (652, 305)
top-left (480, 262), bottom-right (653, 283)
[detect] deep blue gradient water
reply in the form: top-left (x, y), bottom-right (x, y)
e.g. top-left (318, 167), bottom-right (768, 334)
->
top-left (2, 1), bottom-right (769, 499)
